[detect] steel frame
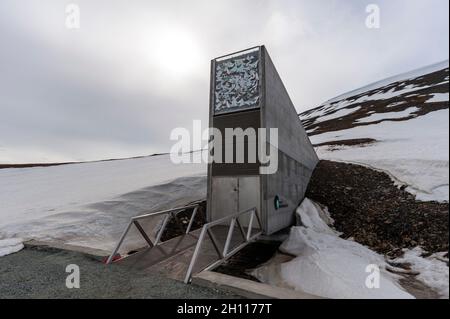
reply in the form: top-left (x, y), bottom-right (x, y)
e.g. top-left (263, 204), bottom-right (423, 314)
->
top-left (105, 203), bottom-right (200, 264)
top-left (184, 207), bottom-right (262, 283)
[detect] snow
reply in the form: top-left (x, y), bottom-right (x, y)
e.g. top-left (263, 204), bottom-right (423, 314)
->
top-left (357, 86), bottom-right (423, 103)
top-left (356, 107), bottom-right (419, 123)
top-left (302, 89), bottom-right (415, 123)
top-left (304, 61), bottom-right (449, 202)
top-left (0, 238), bottom-right (24, 257)
top-left (325, 60), bottom-right (449, 105)
top-left (386, 101), bottom-right (407, 108)
top-left (301, 61), bottom-right (448, 123)
top-left (312, 109), bottom-right (449, 202)
top-left (392, 247), bottom-right (449, 299)
top-left (294, 198), bottom-right (339, 236)
top-left (252, 199), bottom-right (414, 299)
top-left (0, 153), bottom-right (206, 255)
top-left (427, 93), bottom-right (449, 103)
top-left (314, 107), bottom-right (361, 124)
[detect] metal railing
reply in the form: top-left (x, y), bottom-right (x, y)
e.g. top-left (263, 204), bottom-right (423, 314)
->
top-left (105, 203), bottom-right (201, 264)
top-left (184, 207), bottom-right (263, 284)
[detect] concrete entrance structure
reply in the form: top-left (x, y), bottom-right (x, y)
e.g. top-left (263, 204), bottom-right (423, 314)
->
top-left (207, 46), bottom-right (319, 234)
top-left (107, 46), bottom-right (319, 293)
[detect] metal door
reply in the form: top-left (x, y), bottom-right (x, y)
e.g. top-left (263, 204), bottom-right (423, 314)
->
top-left (210, 176), bottom-right (260, 229)
top-left (210, 177), bottom-right (238, 222)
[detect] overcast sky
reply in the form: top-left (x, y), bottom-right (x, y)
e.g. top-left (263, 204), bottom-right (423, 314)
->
top-left (0, 0), bottom-right (448, 163)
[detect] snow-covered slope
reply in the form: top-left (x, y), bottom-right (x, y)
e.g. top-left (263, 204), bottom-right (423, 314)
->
top-left (324, 61), bottom-right (449, 105)
top-left (300, 60), bottom-right (449, 202)
top-left (0, 153), bottom-right (206, 254)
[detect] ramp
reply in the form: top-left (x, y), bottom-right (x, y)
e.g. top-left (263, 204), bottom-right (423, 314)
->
top-left (106, 204), bottom-right (263, 283)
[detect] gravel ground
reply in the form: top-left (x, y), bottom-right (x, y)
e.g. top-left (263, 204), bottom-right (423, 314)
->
top-left (0, 246), bottom-right (240, 299)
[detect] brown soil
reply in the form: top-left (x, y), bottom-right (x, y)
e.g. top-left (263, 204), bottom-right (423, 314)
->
top-left (313, 138), bottom-right (377, 148)
top-left (306, 160), bottom-right (449, 257)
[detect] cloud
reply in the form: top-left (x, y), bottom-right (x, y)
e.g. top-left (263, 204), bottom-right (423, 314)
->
top-left (0, 0), bottom-right (448, 162)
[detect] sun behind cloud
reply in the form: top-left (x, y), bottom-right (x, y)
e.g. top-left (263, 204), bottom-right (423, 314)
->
top-left (148, 26), bottom-right (204, 78)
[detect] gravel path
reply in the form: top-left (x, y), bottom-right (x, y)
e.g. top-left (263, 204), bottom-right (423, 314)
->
top-left (0, 246), bottom-right (240, 299)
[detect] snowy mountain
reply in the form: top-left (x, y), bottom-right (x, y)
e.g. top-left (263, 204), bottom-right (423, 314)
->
top-left (300, 60), bottom-right (449, 202)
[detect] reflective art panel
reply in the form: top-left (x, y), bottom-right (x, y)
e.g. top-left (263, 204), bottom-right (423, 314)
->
top-left (214, 50), bottom-right (260, 114)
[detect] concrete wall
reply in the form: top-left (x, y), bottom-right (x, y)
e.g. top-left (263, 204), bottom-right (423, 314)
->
top-left (261, 47), bottom-right (319, 234)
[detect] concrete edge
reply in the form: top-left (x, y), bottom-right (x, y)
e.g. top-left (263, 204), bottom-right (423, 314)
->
top-left (192, 270), bottom-right (323, 299)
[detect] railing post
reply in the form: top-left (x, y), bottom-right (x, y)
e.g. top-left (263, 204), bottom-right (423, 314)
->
top-left (223, 218), bottom-right (236, 257)
top-left (207, 228), bottom-right (224, 259)
top-left (185, 206), bottom-right (199, 234)
top-left (184, 225), bottom-right (208, 284)
top-left (106, 220), bottom-right (133, 264)
top-left (254, 208), bottom-right (263, 228)
top-left (246, 211), bottom-right (255, 241)
top-left (154, 213), bottom-right (171, 245)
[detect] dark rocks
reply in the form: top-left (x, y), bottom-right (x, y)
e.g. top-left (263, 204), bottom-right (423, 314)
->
top-left (306, 160), bottom-right (449, 257)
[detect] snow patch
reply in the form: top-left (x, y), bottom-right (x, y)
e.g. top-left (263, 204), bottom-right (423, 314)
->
top-left (427, 93), bottom-right (449, 103)
top-left (386, 101), bottom-right (407, 108)
top-left (252, 199), bottom-right (414, 299)
top-left (0, 238), bottom-right (24, 257)
top-left (294, 198), bottom-right (339, 236)
top-left (356, 107), bottom-right (419, 123)
top-left (392, 247), bottom-right (449, 299)
top-left (314, 107), bottom-right (361, 124)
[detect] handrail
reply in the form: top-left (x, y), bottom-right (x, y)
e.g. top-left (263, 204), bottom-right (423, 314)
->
top-left (105, 203), bottom-right (201, 264)
top-left (184, 207), bottom-right (263, 283)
